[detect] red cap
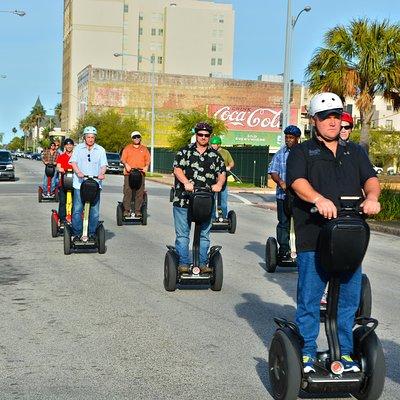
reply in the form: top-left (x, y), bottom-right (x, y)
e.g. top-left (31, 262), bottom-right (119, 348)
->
top-left (341, 112), bottom-right (353, 125)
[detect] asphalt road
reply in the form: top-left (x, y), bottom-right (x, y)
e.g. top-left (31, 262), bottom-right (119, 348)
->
top-left (1, 159), bottom-right (399, 399)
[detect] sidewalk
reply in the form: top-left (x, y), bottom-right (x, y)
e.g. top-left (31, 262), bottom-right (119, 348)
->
top-left (147, 174), bottom-right (400, 237)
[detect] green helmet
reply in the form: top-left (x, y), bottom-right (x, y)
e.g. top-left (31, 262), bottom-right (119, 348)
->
top-left (210, 136), bottom-right (222, 145)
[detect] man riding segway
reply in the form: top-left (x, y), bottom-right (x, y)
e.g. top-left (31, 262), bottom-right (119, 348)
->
top-left (69, 126), bottom-right (108, 242)
top-left (120, 131), bottom-right (150, 220)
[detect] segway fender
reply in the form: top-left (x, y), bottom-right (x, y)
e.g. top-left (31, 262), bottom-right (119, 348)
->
top-left (209, 245), bottom-right (222, 260)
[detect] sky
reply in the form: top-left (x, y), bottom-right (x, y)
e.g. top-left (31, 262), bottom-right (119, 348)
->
top-left (0, 0), bottom-right (399, 144)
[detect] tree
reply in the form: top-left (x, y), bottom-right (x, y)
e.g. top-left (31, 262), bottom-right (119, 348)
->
top-left (54, 103), bottom-right (62, 123)
top-left (73, 110), bottom-right (143, 152)
top-left (170, 110), bottom-right (227, 151)
top-left (306, 19), bottom-right (400, 153)
top-left (7, 136), bottom-right (25, 151)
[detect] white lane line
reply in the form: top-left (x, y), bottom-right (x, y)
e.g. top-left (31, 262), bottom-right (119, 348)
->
top-left (229, 193), bottom-right (252, 205)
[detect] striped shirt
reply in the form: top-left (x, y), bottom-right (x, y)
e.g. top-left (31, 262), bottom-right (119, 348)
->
top-left (268, 146), bottom-right (290, 200)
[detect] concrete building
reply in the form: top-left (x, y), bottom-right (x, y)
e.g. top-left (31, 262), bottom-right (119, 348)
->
top-left (62, 0), bottom-right (234, 131)
top-left (77, 65), bottom-right (304, 150)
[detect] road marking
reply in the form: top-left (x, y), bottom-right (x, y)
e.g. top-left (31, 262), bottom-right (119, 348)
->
top-left (229, 193), bottom-right (252, 205)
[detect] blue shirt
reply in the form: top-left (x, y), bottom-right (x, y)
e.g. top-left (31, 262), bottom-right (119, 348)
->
top-left (268, 145), bottom-right (290, 200)
top-left (70, 142), bottom-right (108, 189)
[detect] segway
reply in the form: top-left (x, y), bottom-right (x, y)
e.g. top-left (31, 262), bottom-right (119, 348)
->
top-left (116, 168), bottom-right (148, 226)
top-left (211, 188), bottom-right (236, 234)
top-left (51, 169), bottom-right (74, 238)
top-left (265, 192), bottom-right (296, 272)
top-left (164, 188), bottom-right (223, 292)
top-left (64, 176), bottom-right (106, 255)
top-left (38, 164), bottom-right (59, 203)
top-left (268, 197), bottom-right (385, 400)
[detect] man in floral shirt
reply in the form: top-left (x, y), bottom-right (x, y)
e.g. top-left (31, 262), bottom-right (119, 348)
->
top-left (173, 122), bottom-right (226, 271)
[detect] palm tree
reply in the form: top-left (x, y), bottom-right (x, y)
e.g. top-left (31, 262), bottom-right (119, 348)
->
top-left (54, 102), bottom-right (62, 124)
top-left (30, 102), bottom-right (46, 151)
top-left (306, 19), bottom-right (400, 152)
top-left (20, 116), bottom-right (34, 151)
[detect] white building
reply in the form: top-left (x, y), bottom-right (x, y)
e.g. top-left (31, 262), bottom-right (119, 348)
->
top-left (62, 0), bottom-right (234, 131)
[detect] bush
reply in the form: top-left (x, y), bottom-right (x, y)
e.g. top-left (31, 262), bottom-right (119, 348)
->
top-left (372, 186), bottom-right (400, 221)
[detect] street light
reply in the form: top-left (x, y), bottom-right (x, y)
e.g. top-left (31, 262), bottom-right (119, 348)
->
top-left (281, 1), bottom-right (311, 143)
top-left (114, 52), bottom-right (156, 173)
top-left (0, 10), bottom-right (26, 17)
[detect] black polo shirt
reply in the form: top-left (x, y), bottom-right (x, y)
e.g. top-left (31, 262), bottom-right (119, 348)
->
top-left (286, 136), bottom-right (376, 252)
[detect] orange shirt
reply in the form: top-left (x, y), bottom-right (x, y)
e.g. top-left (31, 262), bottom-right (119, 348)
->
top-left (121, 144), bottom-right (151, 175)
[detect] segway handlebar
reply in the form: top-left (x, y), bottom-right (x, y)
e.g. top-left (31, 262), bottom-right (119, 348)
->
top-left (310, 196), bottom-right (363, 215)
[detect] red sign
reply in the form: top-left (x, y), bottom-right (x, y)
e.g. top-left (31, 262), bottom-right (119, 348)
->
top-left (209, 104), bottom-right (298, 132)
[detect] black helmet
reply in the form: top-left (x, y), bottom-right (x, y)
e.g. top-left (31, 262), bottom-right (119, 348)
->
top-left (64, 138), bottom-right (75, 145)
top-left (194, 122), bottom-right (213, 134)
top-left (284, 125), bottom-right (301, 137)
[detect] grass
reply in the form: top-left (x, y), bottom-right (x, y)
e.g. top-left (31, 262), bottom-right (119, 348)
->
top-left (227, 181), bottom-right (256, 188)
top-left (372, 186), bottom-right (400, 221)
top-left (146, 172), bottom-right (164, 178)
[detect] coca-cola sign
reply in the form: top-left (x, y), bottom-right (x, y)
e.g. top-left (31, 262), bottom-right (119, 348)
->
top-left (209, 104), bottom-right (298, 132)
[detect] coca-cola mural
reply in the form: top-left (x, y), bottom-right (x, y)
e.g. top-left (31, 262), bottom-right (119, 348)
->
top-left (209, 104), bottom-right (298, 148)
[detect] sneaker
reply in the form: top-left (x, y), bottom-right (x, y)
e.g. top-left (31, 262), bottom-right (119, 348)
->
top-left (178, 264), bottom-right (189, 273)
top-left (303, 355), bottom-right (316, 373)
top-left (72, 235), bottom-right (81, 243)
top-left (200, 265), bottom-right (212, 273)
top-left (341, 355), bottom-right (360, 372)
top-left (135, 212), bottom-right (142, 218)
top-left (123, 210), bottom-right (131, 217)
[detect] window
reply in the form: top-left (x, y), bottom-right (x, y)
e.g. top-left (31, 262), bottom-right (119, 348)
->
top-left (151, 28), bottom-right (156, 36)
top-left (139, 27), bottom-right (143, 35)
top-left (139, 12), bottom-right (144, 20)
top-left (211, 43), bottom-right (216, 52)
top-left (387, 105), bottom-right (393, 111)
top-left (124, 4), bottom-right (129, 13)
top-left (217, 58), bottom-right (222, 66)
top-left (150, 54), bottom-right (155, 63)
top-left (158, 28), bottom-right (164, 36)
top-left (385, 120), bottom-right (393, 130)
top-left (138, 55), bottom-right (143, 63)
top-left (211, 58), bottom-right (216, 66)
top-left (219, 14), bottom-right (224, 23)
top-left (158, 56), bottom-right (163, 64)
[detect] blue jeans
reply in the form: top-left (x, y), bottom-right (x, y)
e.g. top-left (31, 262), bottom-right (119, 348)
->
top-left (173, 206), bottom-right (212, 265)
top-left (276, 199), bottom-right (290, 255)
top-left (296, 251), bottom-right (361, 357)
top-left (42, 173), bottom-right (58, 195)
top-left (71, 188), bottom-right (100, 236)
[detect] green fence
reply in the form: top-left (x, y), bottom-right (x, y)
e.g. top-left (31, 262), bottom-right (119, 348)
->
top-left (154, 146), bottom-right (270, 187)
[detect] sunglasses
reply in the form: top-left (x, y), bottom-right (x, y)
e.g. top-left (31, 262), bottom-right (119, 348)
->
top-left (341, 125), bottom-right (352, 130)
top-left (197, 133), bottom-right (211, 138)
top-left (132, 135), bottom-right (141, 139)
top-left (87, 153), bottom-right (91, 162)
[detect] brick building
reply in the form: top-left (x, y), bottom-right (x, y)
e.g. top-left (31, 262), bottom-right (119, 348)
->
top-left (77, 65), bottom-right (305, 149)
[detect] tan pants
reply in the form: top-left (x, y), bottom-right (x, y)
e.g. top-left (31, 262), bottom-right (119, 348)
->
top-left (122, 175), bottom-right (145, 214)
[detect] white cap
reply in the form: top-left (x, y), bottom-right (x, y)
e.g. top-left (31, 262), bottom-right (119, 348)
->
top-left (131, 131), bottom-right (141, 138)
top-left (309, 92), bottom-right (343, 117)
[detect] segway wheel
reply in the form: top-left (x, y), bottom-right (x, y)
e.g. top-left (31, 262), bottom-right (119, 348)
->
top-left (163, 251), bottom-right (177, 292)
top-left (353, 330), bottom-right (386, 400)
top-left (169, 187), bottom-right (175, 202)
top-left (38, 187), bottom-right (43, 203)
top-left (228, 210), bottom-right (237, 234)
top-left (269, 330), bottom-right (301, 400)
top-left (210, 252), bottom-right (223, 291)
top-left (51, 213), bottom-right (58, 238)
top-left (116, 203), bottom-right (123, 226)
top-left (356, 274), bottom-right (372, 318)
top-left (141, 193), bottom-right (148, 225)
top-left (97, 224), bottom-right (106, 254)
top-left (265, 237), bottom-right (278, 273)
top-left (63, 225), bottom-right (71, 255)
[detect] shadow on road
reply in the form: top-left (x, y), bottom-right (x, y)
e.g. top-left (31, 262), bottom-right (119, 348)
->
top-left (382, 339), bottom-right (400, 385)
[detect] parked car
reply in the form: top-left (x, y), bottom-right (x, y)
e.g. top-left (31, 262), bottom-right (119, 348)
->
top-left (31, 152), bottom-right (42, 161)
top-left (106, 152), bottom-right (123, 174)
top-left (387, 166), bottom-right (397, 175)
top-left (0, 150), bottom-right (16, 181)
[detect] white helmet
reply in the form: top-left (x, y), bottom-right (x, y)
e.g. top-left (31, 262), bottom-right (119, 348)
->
top-left (83, 126), bottom-right (97, 136)
top-left (309, 92), bottom-right (343, 118)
